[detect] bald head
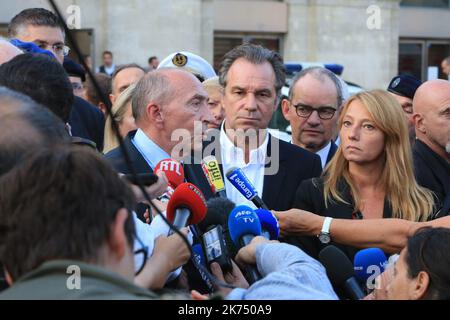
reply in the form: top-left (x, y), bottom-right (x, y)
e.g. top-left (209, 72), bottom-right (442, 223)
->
top-left (413, 80), bottom-right (450, 160)
top-left (0, 39), bottom-right (22, 65)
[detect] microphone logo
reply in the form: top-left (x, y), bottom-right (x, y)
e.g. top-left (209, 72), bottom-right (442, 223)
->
top-left (227, 169), bottom-right (257, 200)
top-left (158, 160), bottom-right (182, 175)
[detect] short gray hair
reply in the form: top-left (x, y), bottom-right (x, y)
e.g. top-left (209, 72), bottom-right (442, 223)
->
top-left (219, 43), bottom-right (286, 97)
top-left (132, 70), bottom-right (173, 122)
top-left (289, 67), bottom-right (343, 108)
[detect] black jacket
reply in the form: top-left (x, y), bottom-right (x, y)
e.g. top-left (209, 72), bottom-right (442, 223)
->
top-left (69, 96), bottom-right (105, 151)
top-left (413, 139), bottom-right (450, 217)
top-left (289, 178), bottom-right (393, 262)
top-left (186, 133), bottom-right (323, 210)
top-left (326, 140), bottom-right (338, 165)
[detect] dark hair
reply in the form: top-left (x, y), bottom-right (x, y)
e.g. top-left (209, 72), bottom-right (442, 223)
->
top-left (148, 56), bottom-right (158, 64)
top-left (103, 51), bottom-right (113, 57)
top-left (8, 8), bottom-right (64, 38)
top-left (0, 53), bottom-right (74, 123)
top-left (85, 73), bottom-right (112, 106)
top-left (219, 43), bottom-right (286, 97)
top-left (289, 66), bottom-right (343, 107)
top-left (0, 86), bottom-right (70, 175)
top-left (405, 227), bottom-right (450, 300)
top-left (0, 146), bottom-right (136, 280)
top-left (112, 63), bottom-right (145, 81)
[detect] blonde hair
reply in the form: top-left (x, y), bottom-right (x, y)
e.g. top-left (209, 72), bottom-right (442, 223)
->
top-left (323, 90), bottom-right (434, 222)
top-left (202, 76), bottom-right (223, 96)
top-left (103, 84), bottom-right (136, 154)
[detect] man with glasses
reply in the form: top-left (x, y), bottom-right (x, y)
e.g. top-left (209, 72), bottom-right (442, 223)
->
top-left (8, 8), bottom-right (105, 151)
top-left (282, 67), bottom-right (343, 168)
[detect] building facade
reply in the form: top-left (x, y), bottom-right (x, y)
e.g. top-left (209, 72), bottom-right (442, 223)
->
top-left (1, 0), bottom-right (449, 89)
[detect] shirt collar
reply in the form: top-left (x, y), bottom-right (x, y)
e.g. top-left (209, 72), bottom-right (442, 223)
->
top-left (220, 121), bottom-right (269, 165)
top-left (132, 129), bottom-right (170, 169)
top-left (316, 141), bottom-right (332, 169)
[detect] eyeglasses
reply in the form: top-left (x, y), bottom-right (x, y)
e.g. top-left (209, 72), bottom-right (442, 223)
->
top-left (36, 42), bottom-right (70, 56)
top-left (134, 234), bottom-right (149, 276)
top-left (71, 82), bottom-right (84, 91)
top-left (291, 103), bottom-right (337, 120)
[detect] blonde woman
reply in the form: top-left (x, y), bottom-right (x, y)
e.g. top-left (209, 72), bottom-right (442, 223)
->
top-left (275, 90), bottom-right (435, 260)
top-left (103, 83), bottom-right (137, 153)
top-left (202, 76), bottom-right (225, 129)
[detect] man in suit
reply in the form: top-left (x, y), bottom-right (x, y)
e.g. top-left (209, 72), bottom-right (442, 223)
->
top-left (8, 8), bottom-right (105, 150)
top-left (105, 68), bottom-right (213, 175)
top-left (198, 44), bottom-right (322, 211)
top-left (98, 50), bottom-right (116, 76)
top-left (281, 67), bottom-right (341, 169)
top-left (412, 79), bottom-right (450, 217)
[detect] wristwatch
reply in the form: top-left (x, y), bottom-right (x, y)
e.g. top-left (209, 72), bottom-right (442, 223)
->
top-left (318, 217), bottom-right (333, 244)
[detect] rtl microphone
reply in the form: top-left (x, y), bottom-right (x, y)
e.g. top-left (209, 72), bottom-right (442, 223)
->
top-left (166, 182), bottom-right (207, 232)
top-left (255, 209), bottom-right (279, 240)
top-left (202, 156), bottom-right (227, 198)
top-left (354, 248), bottom-right (388, 291)
top-left (154, 158), bottom-right (185, 200)
top-left (228, 205), bottom-right (262, 284)
top-left (226, 167), bottom-right (269, 210)
top-left (319, 245), bottom-right (365, 300)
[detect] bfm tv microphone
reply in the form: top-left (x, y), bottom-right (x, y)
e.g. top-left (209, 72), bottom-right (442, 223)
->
top-left (166, 182), bottom-right (207, 232)
top-left (354, 248), bottom-right (388, 290)
top-left (154, 158), bottom-right (185, 199)
top-left (226, 167), bottom-right (269, 210)
top-left (319, 245), bottom-right (365, 300)
top-left (255, 209), bottom-right (279, 240)
top-left (228, 205), bottom-right (262, 284)
top-left (202, 156), bottom-right (227, 198)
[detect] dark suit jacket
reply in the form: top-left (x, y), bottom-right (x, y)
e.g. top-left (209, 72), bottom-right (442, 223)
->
top-left (289, 178), bottom-right (393, 262)
top-left (413, 139), bottom-right (450, 217)
top-left (186, 133), bottom-right (323, 211)
top-left (326, 140), bottom-right (338, 165)
top-left (69, 96), bottom-right (105, 151)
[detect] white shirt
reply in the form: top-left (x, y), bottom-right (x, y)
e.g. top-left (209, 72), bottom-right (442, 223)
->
top-left (220, 122), bottom-right (269, 209)
top-left (316, 142), bottom-right (332, 169)
top-left (132, 129), bottom-right (170, 170)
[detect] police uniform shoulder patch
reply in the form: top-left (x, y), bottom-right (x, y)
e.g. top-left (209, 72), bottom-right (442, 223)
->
top-left (392, 77), bottom-right (401, 88)
top-left (172, 53), bottom-right (188, 67)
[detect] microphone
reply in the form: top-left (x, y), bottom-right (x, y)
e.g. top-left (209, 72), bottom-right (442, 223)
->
top-left (319, 245), bottom-right (365, 300)
top-left (166, 182), bottom-right (207, 231)
top-left (255, 209), bottom-right (279, 240)
top-left (200, 161), bottom-right (216, 194)
top-left (225, 167), bottom-right (269, 210)
top-left (228, 205), bottom-right (262, 283)
top-left (154, 158), bottom-right (185, 201)
top-left (354, 248), bottom-right (388, 290)
top-left (202, 156), bottom-right (227, 198)
top-left (198, 197), bottom-right (236, 234)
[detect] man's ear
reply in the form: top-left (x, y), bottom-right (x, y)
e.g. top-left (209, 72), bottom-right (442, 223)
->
top-left (146, 103), bottom-right (163, 127)
top-left (281, 98), bottom-right (291, 121)
top-left (411, 271), bottom-right (430, 300)
top-left (98, 102), bottom-right (107, 114)
top-left (107, 208), bottom-right (130, 260)
top-left (413, 113), bottom-right (426, 134)
top-left (109, 93), bottom-right (116, 105)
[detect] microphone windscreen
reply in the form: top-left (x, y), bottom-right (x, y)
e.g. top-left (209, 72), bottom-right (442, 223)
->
top-left (198, 197), bottom-right (236, 233)
top-left (255, 209), bottom-right (279, 240)
top-left (166, 182), bottom-right (207, 226)
top-left (319, 245), bottom-right (354, 286)
top-left (155, 158), bottom-right (185, 187)
top-left (228, 205), bottom-right (261, 247)
top-left (354, 248), bottom-right (387, 282)
top-left (226, 167), bottom-right (258, 201)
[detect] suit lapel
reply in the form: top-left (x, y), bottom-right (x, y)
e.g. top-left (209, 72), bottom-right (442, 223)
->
top-left (125, 131), bottom-right (153, 174)
top-left (262, 136), bottom-right (287, 209)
